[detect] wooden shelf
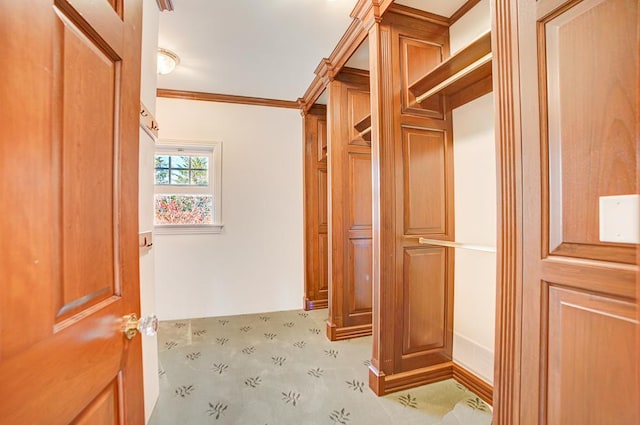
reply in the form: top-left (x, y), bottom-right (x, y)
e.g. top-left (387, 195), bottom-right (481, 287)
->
top-left (409, 31), bottom-right (492, 105)
top-left (354, 113), bottom-right (372, 142)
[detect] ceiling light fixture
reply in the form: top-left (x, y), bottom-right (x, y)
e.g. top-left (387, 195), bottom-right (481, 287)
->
top-left (157, 48), bottom-right (180, 75)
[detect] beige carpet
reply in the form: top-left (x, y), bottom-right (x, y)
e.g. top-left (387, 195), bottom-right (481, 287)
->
top-left (149, 309), bottom-right (492, 425)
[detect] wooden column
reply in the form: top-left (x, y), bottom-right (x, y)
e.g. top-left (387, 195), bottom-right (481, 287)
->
top-left (491, 0), bottom-right (523, 421)
top-left (326, 68), bottom-right (373, 341)
top-left (366, 8), bottom-right (455, 395)
top-left (303, 105), bottom-right (329, 310)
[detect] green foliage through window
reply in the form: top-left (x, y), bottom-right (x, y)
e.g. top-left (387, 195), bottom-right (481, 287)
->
top-left (155, 154), bottom-right (209, 186)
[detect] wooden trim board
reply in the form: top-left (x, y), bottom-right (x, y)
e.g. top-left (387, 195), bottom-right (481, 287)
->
top-left (304, 298), bottom-right (328, 310)
top-left (491, 0), bottom-right (523, 423)
top-left (157, 89), bottom-right (300, 109)
top-left (452, 363), bottom-right (493, 405)
top-left (326, 322), bottom-right (372, 341)
top-left (369, 361), bottom-right (494, 406)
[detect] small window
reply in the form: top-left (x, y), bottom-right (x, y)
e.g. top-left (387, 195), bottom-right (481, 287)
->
top-left (154, 140), bottom-right (222, 234)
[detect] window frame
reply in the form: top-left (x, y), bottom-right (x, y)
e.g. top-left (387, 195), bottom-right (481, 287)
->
top-left (153, 139), bottom-right (223, 234)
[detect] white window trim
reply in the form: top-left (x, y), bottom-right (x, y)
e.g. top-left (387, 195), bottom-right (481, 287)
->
top-left (153, 139), bottom-right (223, 235)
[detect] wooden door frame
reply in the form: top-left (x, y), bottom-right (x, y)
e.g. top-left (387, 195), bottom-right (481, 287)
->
top-left (491, 0), bottom-right (524, 423)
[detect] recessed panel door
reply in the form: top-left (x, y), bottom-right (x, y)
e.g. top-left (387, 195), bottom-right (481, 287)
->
top-left (0, 0), bottom-right (144, 423)
top-left (519, 0), bottom-right (638, 423)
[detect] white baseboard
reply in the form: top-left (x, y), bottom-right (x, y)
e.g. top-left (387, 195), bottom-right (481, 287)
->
top-left (452, 332), bottom-right (494, 384)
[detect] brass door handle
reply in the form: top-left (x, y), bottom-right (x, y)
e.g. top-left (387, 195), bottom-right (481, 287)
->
top-left (123, 313), bottom-right (159, 339)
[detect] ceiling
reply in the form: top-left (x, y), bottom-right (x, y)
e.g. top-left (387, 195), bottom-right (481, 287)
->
top-left (157, 0), bottom-right (468, 102)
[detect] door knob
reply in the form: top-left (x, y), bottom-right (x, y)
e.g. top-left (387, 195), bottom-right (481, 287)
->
top-left (123, 313), bottom-right (159, 339)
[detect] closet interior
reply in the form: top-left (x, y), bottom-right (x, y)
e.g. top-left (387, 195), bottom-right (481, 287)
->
top-left (303, 0), bottom-right (496, 403)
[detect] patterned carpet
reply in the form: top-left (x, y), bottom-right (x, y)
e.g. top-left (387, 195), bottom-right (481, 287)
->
top-left (149, 309), bottom-right (492, 425)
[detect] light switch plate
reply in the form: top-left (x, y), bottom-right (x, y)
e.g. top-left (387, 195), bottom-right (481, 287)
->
top-left (599, 194), bottom-right (640, 244)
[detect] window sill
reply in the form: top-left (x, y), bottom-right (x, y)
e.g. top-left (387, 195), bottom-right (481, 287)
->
top-left (154, 224), bottom-right (224, 235)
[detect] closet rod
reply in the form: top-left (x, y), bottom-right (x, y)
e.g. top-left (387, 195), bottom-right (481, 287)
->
top-left (418, 238), bottom-right (496, 253)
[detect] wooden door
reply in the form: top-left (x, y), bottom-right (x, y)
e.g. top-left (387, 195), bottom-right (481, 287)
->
top-left (515, 0), bottom-right (638, 423)
top-left (303, 106), bottom-right (329, 310)
top-left (326, 68), bottom-right (373, 340)
top-left (0, 0), bottom-right (144, 424)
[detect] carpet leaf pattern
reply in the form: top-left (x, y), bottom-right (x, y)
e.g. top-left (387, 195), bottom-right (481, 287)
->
top-left (330, 408), bottom-right (351, 424)
top-left (206, 402), bottom-right (227, 419)
top-left (175, 385), bottom-right (194, 397)
top-left (241, 346), bottom-right (256, 355)
top-left (211, 363), bottom-right (228, 374)
top-left (281, 390), bottom-right (301, 406)
top-left (346, 379), bottom-right (365, 393)
top-left (465, 397), bottom-right (491, 413)
top-left (307, 367), bottom-right (324, 378)
top-left (244, 376), bottom-right (262, 388)
top-left (398, 393), bottom-right (418, 408)
top-left (272, 356), bottom-right (286, 366)
top-left (150, 309), bottom-right (492, 425)
top-left (324, 349), bottom-right (338, 358)
top-left (185, 352), bottom-right (201, 361)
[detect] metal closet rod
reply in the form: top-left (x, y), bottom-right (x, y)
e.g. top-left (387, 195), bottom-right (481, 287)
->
top-left (417, 237), bottom-right (496, 253)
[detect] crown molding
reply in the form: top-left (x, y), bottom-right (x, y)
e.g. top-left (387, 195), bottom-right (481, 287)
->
top-left (314, 58), bottom-right (334, 82)
top-left (300, 16), bottom-right (368, 112)
top-left (385, 3), bottom-right (449, 26)
top-left (351, 0), bottom-right (397, 30)
top-left (327, 19), bottom-right (367, 78)
top-left (157, 89), bottom-right (300, 109)
top-left (299, 60), bottom-right (331, 112)
top-left (299, 1), bottom-right (453, 112)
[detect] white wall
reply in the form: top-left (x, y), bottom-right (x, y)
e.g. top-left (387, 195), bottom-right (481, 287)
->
top-left (154, 98), bottom-right (304, 320)
top-left (452, 93), bottom-right (496, 383)
top-left (449, 0), bottom-right (496, 384)
top-left (449, 0), bottom-right (491, 54)
top-left (139, 0), bottom-right (159, 421)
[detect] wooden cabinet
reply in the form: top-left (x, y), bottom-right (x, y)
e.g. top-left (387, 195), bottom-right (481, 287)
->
top-left (326, 68), bottom-right (373, 340)
top-left (303, 106), bottom-right (329, 310)
top-left (368, 10), bottom-right (455, 395)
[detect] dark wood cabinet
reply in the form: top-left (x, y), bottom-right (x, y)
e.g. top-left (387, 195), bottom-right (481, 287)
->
top-left (326, 68), bottom-right (373, 340)
top-left (303, 106), bottom-right (329, 310)
top-left (368, 9), bottom-right (455, 395)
